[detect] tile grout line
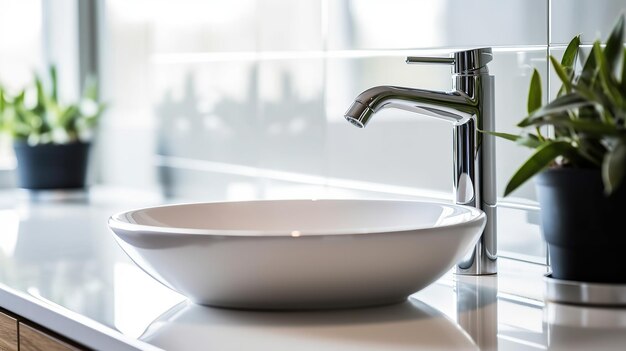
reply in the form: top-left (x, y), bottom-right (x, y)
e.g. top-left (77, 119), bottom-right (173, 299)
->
top-left (545, 0), bottom-right (552, 267)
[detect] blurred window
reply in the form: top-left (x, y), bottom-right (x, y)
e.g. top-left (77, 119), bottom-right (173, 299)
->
top-left (0, 0), bottom-right (44, 169)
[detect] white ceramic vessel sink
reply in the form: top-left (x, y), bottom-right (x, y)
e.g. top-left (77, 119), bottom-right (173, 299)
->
top-left (109, 199), bottom-right (485, 310)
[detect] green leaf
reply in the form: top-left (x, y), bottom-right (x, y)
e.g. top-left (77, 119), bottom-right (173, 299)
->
top-left (0, 86), bottom-right (5, 114)
top-left (526, 118), bottom-right (622, 140)
top-left (621, 47), bottom-right (626, 95)
top-left (82, 75), bottom-right (98, 101)
top-left (35, 76), bottom-right (45, 107)
top-left (557, 36), bottom-right (580, 98)
top-left (542, 118), bottom-right (621, 136)
top-left (577, 84), bottom-right (619, 123)
top-left (50, 65), bottom-right (58, 103)
top-left (14, 90), bottom-right (25, 104)
top-left (481, 130), bottom-right (520, 142)
top-left (603, 15), bottom-right (624, 74)
top-left (482, 130), bottom-right (546, 149)
top-left (594, 41), bottom-right (624, 108)
top-left (550, 55), bottom-right (573, 93)
top-left (580, 43), bottom-right (598, 86)
top-left (574, 84), bottom-right (601, 106)
top-left (602, 138), bottom-right (626, 194)
top-left (527, 69), bottom-right (542, 114)
top-left (518, 93), bottom-right (591, 127)
top-left (58, 105), bottom-right (79, 128)
top-left (516, 134), bottom-right (545, 148)
top-left (519, 113), bottom-right (572, 129)
top-left (505, 141), bottom-right (575, 196)
top-left (561, 35), bottom-right (580, 70)
top-left (0, 64), bottom-right (104, 142)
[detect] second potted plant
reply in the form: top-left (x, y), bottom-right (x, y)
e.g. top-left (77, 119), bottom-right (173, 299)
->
top-left (494, 15), bottom-right (626, 284)
top-left (0, 66), bottom-right (105, 190)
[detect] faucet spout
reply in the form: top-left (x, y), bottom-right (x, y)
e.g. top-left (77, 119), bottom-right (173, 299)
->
top-left (345, 86), bottom-right (476, 127)
top-left (344, 48), bottom-right (497, 275)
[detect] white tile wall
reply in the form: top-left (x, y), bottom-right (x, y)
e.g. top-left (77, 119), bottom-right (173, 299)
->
top-left (154, 61), bottom-right (261, 165)
top-left (98, 127), bottom-right (159, 190)
top-left (97, 0), bottom-right (625, 262)
top-left (491, 48), bottom-right (548, 201)
top-left (550, 0), bottom-right (626, 45)
top-left (328, 0), bottom-right (548, 49)
top-left (258, 0), bottom-right (324, 51)
top-left (326, 54), bottom-right (453, 191)
top-left (258, 59), bottom-right (326, 175)
top-left (133, 0), bottom-right (258, 53)
top-left (0, 0), bottom-right (45, 184)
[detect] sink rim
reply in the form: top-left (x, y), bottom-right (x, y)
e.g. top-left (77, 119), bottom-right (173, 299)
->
top-left (108, 198), bottom-right (486, 237)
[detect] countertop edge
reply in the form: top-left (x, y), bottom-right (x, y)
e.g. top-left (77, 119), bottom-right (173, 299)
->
top-left (0, 282), bottom-right (161, 351)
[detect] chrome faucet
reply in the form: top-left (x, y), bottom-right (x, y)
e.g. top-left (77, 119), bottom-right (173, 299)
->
top-left (344, 48), bottom-right (496, 275)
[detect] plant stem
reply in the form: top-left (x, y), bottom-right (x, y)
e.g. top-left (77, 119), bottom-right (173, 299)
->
top-left (535, 126), bottom-right (545, 142)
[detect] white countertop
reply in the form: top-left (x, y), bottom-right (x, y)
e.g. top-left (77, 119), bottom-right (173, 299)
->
top-left (0, 188), bottom-right (624, 350)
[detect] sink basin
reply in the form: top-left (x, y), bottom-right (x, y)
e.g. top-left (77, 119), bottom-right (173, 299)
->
top-left (108, 199), bottom-right (485, 309)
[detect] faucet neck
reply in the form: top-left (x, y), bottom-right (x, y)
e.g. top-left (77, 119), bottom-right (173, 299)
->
top-left (344, 49), bottom-right (497, 275)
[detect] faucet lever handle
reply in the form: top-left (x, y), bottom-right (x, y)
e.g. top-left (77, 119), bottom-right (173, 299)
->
top-left (405, 57), bottom-right (455, 65)
top-left (406, 48), bottom-right (492, 74)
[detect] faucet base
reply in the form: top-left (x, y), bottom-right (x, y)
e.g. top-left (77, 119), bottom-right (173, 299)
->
top-left (455, 263), bottom-right (498, 276)
top-left (456, 203), bottom-right (497, 275)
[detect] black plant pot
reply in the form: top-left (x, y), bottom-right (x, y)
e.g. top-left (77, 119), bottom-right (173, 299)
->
top-left (535, 168), bottom-right (626, 284)
top-left (13, 142), bottom-right (90, 190)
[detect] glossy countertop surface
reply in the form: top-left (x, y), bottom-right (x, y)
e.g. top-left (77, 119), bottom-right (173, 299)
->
top-left (0, 188), bottom-right (625, 350)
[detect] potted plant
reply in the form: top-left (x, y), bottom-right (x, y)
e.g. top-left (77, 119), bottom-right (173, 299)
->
top-left (492, 15), bottom-right (626, 284)
top-left (0, 66), bottom-right (105, 190)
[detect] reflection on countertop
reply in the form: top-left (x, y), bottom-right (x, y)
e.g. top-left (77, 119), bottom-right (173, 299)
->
top-left (141, 299), bottom-right (477, 351)
top-left (544, 302), bottom-right (626, 351)
top-left (0, 187), bottom-right (625, 350)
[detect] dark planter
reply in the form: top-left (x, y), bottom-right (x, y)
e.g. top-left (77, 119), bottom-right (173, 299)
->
top-left (13, 142), bottom-right (90, 190)
top-left (535, 168), bottom-right (626, 284)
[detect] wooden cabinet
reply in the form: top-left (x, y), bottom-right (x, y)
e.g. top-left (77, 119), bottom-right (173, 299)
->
top-left (20, 323), bottom-right (80, 351)
top-left (0, 311), bottom-right (18, 351)
top-left (0, 309), bottom-right (85, 351)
